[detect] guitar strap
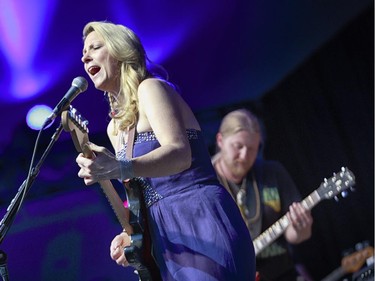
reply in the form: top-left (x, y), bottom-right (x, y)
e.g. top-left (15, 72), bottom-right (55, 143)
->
top-left (126, 126), bottom-right (136, 159)
top-left (213, 154), bottom-right (263, 238)
top-left (118, 126), bottom-right (135, 189)
top-left (247, 163), bottom-right (263, 238)
top-left (123, 126), bottom-right (135, 190)
top-left (230, 171), bottom-right (263, 239)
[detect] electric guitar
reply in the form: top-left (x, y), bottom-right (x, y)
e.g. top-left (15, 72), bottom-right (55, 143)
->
top-left (321, 246), bottom-right (374, 281)
top-left (253, 167), bottom-right (356, 256)
top-left (61, 106), bottom-right (161, 281)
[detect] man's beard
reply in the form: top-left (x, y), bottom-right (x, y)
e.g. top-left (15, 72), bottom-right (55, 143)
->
top-left (224, 158), bottom-right (251, 180)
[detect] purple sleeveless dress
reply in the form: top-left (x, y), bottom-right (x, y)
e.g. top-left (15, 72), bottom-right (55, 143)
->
top-left (122, 129), bottom-right (255, 281)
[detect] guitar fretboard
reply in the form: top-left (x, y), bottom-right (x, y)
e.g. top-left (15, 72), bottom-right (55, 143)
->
top-left (253, 190), bottom-right (321, 255)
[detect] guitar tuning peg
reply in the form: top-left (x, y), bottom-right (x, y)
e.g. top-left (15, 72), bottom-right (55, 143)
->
top-left (334, 196), bottom-right (339, 202)
top-left (350, 186), bottom-right (356, 192)
top-left (341, 190), bottom-right (349, 198)
top-left (324, 178), bottom-right (328, 183)
top-left (71, 107), bottom-right (77, 116)
top-left (82, 120), bottom-right (89, 132)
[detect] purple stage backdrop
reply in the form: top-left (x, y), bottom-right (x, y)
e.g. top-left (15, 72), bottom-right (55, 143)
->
top-left (0, 188), bottom-right (140, 281)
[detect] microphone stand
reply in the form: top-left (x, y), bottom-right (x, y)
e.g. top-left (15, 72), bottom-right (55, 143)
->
top-left (0, 121), bottom-right (64, 281)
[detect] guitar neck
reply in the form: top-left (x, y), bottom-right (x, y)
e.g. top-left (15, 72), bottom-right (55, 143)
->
top-left (321, 266), bottom-right (346, 281)
top-left (253, 190), bottom-right (322, 256)
top-left (97, 179), bottom-right (132, 232)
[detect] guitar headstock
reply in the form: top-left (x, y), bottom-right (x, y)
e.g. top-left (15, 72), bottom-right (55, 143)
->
top-left (317, 167), bottom-right (355, 201)
top-left (61, 105), bottom-right (90, 154)
top-left (342, 246), bottom-right (374, 273)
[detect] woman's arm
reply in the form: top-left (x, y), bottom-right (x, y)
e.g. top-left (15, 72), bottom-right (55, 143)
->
top-left (131, 78), bottom-right (192, 177)
top-left (76, 79), bottom-right (193, 185)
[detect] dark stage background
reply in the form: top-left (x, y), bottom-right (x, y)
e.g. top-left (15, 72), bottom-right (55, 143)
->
top-left (197, 6), bottom-right (374, 280)
top-left (0, 1), bottom-right (373, 281)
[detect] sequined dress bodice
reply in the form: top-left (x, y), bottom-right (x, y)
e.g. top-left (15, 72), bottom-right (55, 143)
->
top-left (116, 129), bottom-right (220, 203)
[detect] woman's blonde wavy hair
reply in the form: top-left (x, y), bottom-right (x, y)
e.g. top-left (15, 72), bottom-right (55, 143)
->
top-left (83, 21), bottom-right (167, 135)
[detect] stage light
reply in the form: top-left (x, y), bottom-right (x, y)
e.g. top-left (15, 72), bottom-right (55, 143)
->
top-left (0, 0), bottom-right (59, 102)
top-left (26, 104), bottom-right (53, 130)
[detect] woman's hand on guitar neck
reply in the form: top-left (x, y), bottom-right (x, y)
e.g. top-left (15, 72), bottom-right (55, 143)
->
top-left (110, 231), bottom-right (132, 267)
top-left (76, 142), bottom-right (122, 185)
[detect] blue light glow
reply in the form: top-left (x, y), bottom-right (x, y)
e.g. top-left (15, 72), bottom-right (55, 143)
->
top-left (26, 104), bottom-right (52, 130)
top-left (109, 0), bottom-right (192, 63)
top-left (0, 0), bottom-right (58, 101)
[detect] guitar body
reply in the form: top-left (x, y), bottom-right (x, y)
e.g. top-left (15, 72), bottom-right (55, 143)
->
top-left (61, 107), bottom-right (161, 281)
top-left (124, 179), bottom-right (161, 281)
top-left (321, 246), bottom-right (374, 281)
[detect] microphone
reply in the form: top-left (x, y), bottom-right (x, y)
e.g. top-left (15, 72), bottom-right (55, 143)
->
top-left (46, 76), bottom-right (88, 122)
top-left (0, 250), bottom-right (9, 281)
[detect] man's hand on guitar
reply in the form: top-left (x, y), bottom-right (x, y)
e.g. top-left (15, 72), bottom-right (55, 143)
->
top-left (110, 231), bottom-right (132, 267)
top-left (76, 142), bottom-right (121, 185)
top-left (285, 202), bottom-right (313, 244)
